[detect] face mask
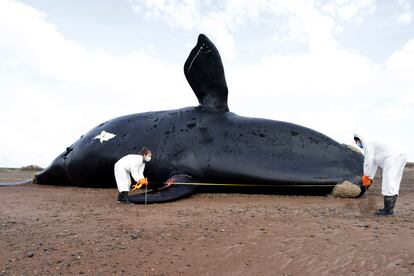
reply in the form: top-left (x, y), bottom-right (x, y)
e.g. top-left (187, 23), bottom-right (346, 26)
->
top-left (144, 155), bottom-right (152, 162)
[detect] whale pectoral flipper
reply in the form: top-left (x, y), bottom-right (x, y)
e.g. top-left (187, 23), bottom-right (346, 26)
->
top-left (128, 174), bottom-right (198, 204)
top-left (184, 34), bottom-right (229, 112)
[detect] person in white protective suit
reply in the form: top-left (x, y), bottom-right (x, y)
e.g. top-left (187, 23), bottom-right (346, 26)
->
top-left (353, 133), bottom-right (406, 216)
top-left (114, 148), bottom-right (152, 203)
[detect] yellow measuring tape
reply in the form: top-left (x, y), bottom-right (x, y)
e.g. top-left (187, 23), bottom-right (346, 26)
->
top-left (175, 182), bottom-right (334, 187)
top-left (170, 182), bottom-right (270, 187)
top-left (135, 181), bottom-right (334, 188)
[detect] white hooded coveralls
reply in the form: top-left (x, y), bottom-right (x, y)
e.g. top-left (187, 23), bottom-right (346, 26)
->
top-left (354, 133), bottom-right (406, 196)
top-left (114, 154), bottom-right (146, 192)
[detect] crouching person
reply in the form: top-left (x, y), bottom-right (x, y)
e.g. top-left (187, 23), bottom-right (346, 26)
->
top-left (114, 148), bottom-right (152, 203)
top-left (353, 133), bottom-right (406, 216)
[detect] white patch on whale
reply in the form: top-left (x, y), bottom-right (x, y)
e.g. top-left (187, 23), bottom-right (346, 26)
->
top-left (94, 130), bottom-right (116, 143)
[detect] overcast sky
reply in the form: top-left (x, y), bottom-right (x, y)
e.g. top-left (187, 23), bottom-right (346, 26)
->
top-left (1, 0), bottom-right (413, 167)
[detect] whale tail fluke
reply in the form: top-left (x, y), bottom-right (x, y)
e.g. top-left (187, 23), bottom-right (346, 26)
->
top-left (184, 34), bottom-right (229, 112)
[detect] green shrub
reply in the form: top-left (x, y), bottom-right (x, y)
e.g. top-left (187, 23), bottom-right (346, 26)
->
top-left (20, 165), bottom-right (44, 171)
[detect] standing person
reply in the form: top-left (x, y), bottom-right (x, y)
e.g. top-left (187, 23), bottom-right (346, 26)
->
top-left (353, 133), bottom-right (406, 216)
top-left (114, 148), bottom-right (152, 203)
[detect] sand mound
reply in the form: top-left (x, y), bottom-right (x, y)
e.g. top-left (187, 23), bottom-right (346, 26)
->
top-left (332, 181), bottom-right (361, 198)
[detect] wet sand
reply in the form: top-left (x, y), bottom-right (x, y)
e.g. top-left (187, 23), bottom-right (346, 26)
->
top-left (1, 166), bottom-right (413, 275)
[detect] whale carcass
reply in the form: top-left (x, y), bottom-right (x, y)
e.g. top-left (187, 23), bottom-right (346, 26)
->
top-left (34, 34), bottom-right (365, 203)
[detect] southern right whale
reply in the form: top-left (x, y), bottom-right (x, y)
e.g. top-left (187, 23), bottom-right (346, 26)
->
top-left (32, 34), bottom-right (364, 203)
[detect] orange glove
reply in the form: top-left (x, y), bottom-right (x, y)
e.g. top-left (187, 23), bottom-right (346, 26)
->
top-left (139, 177), bottom-right (149, 186)
top-left (361, 175), bottom-right (373, 188)
top-left (132, 178), bottom-right (148, 191)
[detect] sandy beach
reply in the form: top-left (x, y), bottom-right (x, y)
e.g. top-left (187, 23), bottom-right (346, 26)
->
top-left (1, 166), bottom-right (413, 275)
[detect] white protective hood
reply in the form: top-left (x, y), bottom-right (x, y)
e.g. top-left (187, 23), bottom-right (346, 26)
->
top-left (353, 131), bottom-right (404, 178)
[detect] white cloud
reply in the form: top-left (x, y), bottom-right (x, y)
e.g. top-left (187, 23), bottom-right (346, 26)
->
top-left (1, 0), bottom-right (414, 169)
top-left (338, 4), bottom-right (358, 20)
top-left (319, 0), bottom-right (376, 23)
top-left (130, 0), bottom-right (199, 30)
top-left (386, 39), bottom-right (414, 79)
top-left (227, 46), bottom-right (378, 131)
top-left (0, 0), bottom-right (192, 167)
top-left (230, 34), bottom-right (413, 154)
top-left (397, 0), bottom-right (412, 24)
top-left (398, 13), bottom-right (412, 24)
top-left (129, 0), bottom-right (377, 60)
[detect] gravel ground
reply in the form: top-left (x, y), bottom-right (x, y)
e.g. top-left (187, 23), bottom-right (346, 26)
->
top-left (0, 166), bottom-right (413, 275)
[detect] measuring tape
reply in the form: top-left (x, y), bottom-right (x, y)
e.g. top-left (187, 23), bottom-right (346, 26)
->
top-left (138, 181), bottom-right (335, 188)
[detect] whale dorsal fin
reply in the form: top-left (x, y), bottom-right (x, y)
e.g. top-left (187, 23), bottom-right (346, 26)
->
top-left (184, 34), bottom-right (229, 112)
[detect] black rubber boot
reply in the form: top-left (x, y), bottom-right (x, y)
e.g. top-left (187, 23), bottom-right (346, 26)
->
top-left (375, 195), bottom-right (397, 216)
top-left (117, 191), bottom-right (132, 204)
